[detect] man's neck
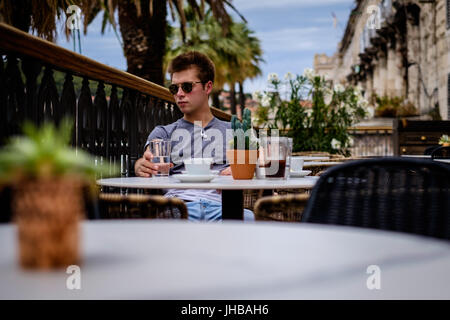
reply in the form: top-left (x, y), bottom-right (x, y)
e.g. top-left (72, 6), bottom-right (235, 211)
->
top-left (183, 106), bottom-right (214, 127)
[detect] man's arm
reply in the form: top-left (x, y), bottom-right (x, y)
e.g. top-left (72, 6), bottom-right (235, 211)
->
top-left (135, 126), bottom-right (173, 177)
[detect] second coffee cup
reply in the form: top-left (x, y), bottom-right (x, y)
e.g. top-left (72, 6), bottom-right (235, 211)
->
top-left (290, 157), bottom-right (304, 172)
top-left (183, 158), bottom-right (213, 175)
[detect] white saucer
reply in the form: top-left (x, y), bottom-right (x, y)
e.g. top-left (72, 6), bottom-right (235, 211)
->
top-left (289, 170), bottom-right (312, 177)
top-left (174, 173), bottom-right (217, 183)
top-left (181, 170), bottom-right (219, 175)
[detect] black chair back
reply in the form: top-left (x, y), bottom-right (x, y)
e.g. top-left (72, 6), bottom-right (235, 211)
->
top-left (301, 158), bottom-right (450, 240)
top-left (424, 145), bottom-right (440, 155)
top-left (431, 146), bottom-right (450, 159)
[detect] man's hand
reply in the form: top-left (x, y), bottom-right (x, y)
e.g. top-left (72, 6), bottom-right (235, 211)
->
top-left (219, 167), bottom-right (232, 175)
top-left (135, 149), bottom-right (174, 177)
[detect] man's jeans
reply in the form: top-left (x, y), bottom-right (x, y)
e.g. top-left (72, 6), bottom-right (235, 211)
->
top-left (186, 199), bottom-right (255, 221)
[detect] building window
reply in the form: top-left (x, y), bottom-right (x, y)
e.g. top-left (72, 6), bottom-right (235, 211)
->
top-left (448, 0), bottom-right (450, 29)
top-left (448, 74), bottom-right (450, 119)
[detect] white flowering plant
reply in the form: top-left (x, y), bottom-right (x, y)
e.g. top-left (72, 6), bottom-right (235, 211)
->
top-left (439, 134), bottom-right (450, 145)
top-left (252, 69), bottom-right (370, 156)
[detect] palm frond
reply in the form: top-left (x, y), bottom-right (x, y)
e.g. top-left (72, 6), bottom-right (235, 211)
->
top-left (187, 0), bottom-right (203, 19)
top-left (167, 0), bottom-right (177, 22)
top-left (133, 0), bottom-right (142, 16)
top-left (107, 0), bottom-right (115, 23)
top-left (80, 0), bottom-right (102, 35)
top-left (149, 0), bottom-right (154, 16)
top-left (221, 0), bottom-right (246, 23)
top-left (174, 0), bottom-right (187, 42)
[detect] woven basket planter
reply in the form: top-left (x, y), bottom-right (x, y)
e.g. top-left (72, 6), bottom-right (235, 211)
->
top-left (12, 177), bottom-right (84, 269)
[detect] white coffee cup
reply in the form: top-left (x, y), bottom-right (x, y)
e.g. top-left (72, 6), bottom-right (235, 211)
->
top-left (290, 157), bottom-right (304, 172)
top-left (184, 158), bottom-right (213, 175)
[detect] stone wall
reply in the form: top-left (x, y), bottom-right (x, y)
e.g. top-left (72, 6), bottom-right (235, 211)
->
top-left (314, 0), bottom-right (450, 120)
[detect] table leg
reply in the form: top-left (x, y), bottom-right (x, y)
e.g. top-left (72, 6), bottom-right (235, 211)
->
top-left (222, 190), bottom-right (244, 220)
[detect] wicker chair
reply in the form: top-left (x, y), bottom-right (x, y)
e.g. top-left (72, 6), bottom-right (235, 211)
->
top-left (431, 146), bottom-right (450, 159)
top-left (303, 161), bottom-right (342, 176)
top-left (243, 189), bottom-right (264, 210)
top-left (301, 158), bottom-right (450, 240)
top-left (97, 193), bottom-right (188, 219)
top-left (424, 145), bottom-right (441, 155)
top-left (254, 194), bottom-right (310, 222)
top-left (274, 188), bottom-right (310, 196)
top-left (292, 151), bottom-right (330, 157)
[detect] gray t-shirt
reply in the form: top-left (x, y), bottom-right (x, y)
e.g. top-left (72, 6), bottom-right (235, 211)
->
top-left (144, 117), bottom-right (231, 203)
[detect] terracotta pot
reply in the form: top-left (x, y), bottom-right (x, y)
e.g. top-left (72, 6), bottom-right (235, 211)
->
top-left (226, 149), bottom-right (258, 180)
top-left (12, 177), bottom-right (85, 269)
top-left (442, 143), bottom-right (450, 147)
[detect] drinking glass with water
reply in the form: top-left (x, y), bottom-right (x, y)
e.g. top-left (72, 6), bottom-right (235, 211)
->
top-left (149, 139), bottom-right (171, 177)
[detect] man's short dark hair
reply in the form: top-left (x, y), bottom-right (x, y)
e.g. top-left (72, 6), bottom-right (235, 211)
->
top-left (168, 51), bottom-right (215, 83)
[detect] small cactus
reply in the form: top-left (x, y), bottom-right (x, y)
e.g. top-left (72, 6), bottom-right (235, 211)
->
top-left (242, 108), bottom-right (251, 132)
top-left (229, 108), bottom-right (257, 150)
top-left (231, 115), bottom-right (237, 131)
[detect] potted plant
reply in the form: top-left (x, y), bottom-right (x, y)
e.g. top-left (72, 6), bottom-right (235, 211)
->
top-left (439, 134), bottom-right (450, 147)
top-left (227, 108), bottom-right (258, 179)
top-left (0, 119), bottom-right (116, 269)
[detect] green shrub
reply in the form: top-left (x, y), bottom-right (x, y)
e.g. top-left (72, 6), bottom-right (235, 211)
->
top-left (252, 71), bottom-right (370, 156)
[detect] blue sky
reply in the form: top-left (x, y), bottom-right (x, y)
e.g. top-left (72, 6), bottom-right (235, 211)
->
top-left (57, 0), bottom-right (356, 94)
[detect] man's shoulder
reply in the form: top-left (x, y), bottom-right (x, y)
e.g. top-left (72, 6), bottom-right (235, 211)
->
top-left (212, 117), bottom-right (231, 129)
top-left (154, 118), bottom-right (186, 132)
top-left (149, 118), bottom-right (185, 139)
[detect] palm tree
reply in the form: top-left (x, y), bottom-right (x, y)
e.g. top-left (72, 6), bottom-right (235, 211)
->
top-left (81, 0), bottom-right (245, 85)
top-left (227, 21), bottom-right (263, 115)
top-left (0, 0), bottom-right (244, 85)
top-left (165, 7), bottom-right (263, 114)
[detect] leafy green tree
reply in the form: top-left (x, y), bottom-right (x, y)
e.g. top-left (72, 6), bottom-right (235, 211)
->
top-left (165, 7), bottom-right (263, 114)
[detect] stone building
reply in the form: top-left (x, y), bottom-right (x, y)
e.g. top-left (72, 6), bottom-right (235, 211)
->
top-left (314, 0), bottom-right (450, 120)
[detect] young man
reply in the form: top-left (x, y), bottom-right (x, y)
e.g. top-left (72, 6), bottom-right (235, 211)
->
top-left (134, 51), bottom-right (254, 221)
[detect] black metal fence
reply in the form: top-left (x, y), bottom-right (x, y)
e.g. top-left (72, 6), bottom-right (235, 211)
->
top-left (0, 54), bottom-right (183, 177)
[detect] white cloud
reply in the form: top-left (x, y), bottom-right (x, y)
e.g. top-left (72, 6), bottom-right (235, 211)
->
top-left (234, 0), bottom-right (354, 11)
top-left (257, 27), bottom-right (338, 52)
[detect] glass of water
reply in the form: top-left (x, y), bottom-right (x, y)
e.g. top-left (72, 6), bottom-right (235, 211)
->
top-left (149, 139), bottom-right (171, 177)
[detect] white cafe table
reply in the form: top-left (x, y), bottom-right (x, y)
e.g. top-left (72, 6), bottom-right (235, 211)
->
top-left (401, 155), bottom-right (432, 158)
top-left (0, 220), bottom-right (449, 299)
top-left (400, 155), bottom-right (450, 164)
top-left (97, 175), bottom-right (319, 220)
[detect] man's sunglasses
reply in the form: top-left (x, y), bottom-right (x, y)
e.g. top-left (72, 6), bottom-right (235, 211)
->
top-left (168, 81), bottom-right (204, 95)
